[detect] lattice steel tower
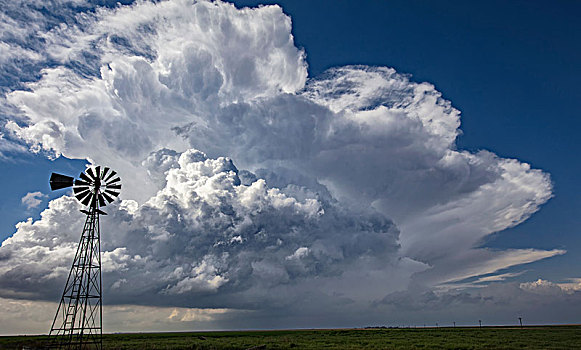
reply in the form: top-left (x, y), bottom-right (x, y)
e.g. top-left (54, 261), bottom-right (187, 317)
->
top-left (48, 166), bottom-right (121, 350)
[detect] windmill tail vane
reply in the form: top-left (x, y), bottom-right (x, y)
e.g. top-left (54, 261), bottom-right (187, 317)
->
top-left (47, 166), bottom-right (120, 349)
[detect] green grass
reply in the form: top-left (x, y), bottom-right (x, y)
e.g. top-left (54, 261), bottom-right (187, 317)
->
top-left (1, 326), bottom-right (580, 349)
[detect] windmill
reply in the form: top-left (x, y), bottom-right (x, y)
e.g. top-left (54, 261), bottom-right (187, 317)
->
top-left (47, 166), bottom-right (121, 350)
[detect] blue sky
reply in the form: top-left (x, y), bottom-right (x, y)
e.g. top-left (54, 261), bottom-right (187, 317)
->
top-left (0, 0), bottom-right (579, 334)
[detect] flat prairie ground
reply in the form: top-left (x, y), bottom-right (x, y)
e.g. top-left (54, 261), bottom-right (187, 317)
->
top-left (1, 326), bottom-right (580, 349)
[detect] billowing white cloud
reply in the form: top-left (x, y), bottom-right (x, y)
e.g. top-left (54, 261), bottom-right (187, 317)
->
top-left (0, 0), bottom-right (563, 331)
top-left (520, 278), bottom-right (581, 295)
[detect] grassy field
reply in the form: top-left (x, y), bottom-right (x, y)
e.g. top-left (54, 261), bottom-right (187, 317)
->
top-left (1, 326), bottom-right (580, 349)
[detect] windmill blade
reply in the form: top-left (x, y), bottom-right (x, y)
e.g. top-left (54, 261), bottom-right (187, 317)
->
top-left (79, 172), bottom-right (92, 183)
top-left (50, 173), bottom-right (74, 190)
top-left (86, 167), bottom-right (97, 181)
top-left (106, 177), bottom-right (121, 185)
top-left (101, 191), bottom-right (115, 203)
top-left (106, 184), bottom-right (121, 190)
top-left (81, 193), bottom-right (94, 206)
top-left (101, 167), bottom-right (111, 180)
top-left (106, 176), bottom-right (121, 185)
top-left (95, 166), bottom-right (101, 179)
top-left (74, 188), bottom-right (90, 200)
top-left (104, 189), bottom-right (120, 198)
top-left (77, 191), bottom-right (92, 205)
top-left (74, 179), bottom-right (90, 187)
top-left (103, 170), bottom-right (116, 182)
top-left (73, 186), bottom-right (90, 195)
top-left (97, 194), bottom-right (106, 207)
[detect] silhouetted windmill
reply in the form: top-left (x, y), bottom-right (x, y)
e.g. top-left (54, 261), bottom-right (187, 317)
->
top-left (48, 166), bottom-right (121, 350)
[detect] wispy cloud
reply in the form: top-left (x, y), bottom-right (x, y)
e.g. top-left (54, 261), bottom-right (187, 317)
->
top-left (20, 191), bottom-right (47, 209)
top-left (437, 271), bottom-right (527, 291)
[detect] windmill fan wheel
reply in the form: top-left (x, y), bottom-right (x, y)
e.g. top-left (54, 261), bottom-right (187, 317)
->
top-left (72, 166), bottom-right (121, 207)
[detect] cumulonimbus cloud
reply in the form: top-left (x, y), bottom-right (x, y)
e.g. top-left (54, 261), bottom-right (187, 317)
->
top-left (0, 0), bottom-right (562, 327)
